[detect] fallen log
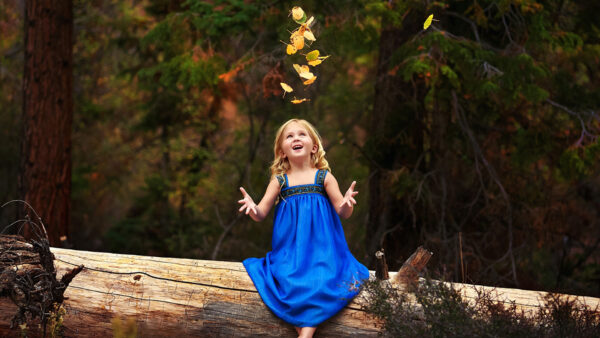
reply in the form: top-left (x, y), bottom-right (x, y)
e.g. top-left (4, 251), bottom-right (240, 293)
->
top-left (1, 245), bottom-right (599, 337)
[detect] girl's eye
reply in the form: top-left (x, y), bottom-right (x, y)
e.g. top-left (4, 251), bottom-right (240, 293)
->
top-left (287, 135), bottom-right (293, 138)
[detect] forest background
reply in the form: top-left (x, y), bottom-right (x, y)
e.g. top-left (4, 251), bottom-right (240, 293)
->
top-left (1, 0), bottom-right (599, 298)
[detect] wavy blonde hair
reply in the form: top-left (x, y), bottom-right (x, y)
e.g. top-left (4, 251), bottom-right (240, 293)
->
top-left (270, 119), bottom-right (330, 180)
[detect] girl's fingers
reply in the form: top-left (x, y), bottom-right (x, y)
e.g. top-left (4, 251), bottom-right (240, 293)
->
top-left (252, 206), bottom-right (258, 215)
top-left (239, 204), bottom-right (247, 212)
top-left (239, 187), bottom-right (248, 197)
top-left (350, 197), bottom-right (357, 205)
top-left (352, 191), bottom-right (358, 197)
top-left (238, 199), bottom-right (245, 204)
top-left (349, 181), bottom-right (356, 191)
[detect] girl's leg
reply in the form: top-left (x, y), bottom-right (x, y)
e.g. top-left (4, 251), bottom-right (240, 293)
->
top-left (294, 327), bottom-right (301, 335)
top-left (298, 327), bottom-right (317, 338)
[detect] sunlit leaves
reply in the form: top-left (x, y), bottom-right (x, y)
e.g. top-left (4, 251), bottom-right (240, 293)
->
top-left (280, 6), bottom-right (328, 104)
top-left (280, 82), bottom-right (293, 97)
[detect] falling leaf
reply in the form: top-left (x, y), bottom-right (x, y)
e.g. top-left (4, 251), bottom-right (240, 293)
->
top-left (291, 32), bottom-right (305, 50)
top-left (305, 16), bottom-right (315, 28)
top-left (304, 30), bottom-right (316, 41)
top-left (293, 64), bottom-right (310, 76)
top-left (286, 44), bottom-right (297, 55)
top-left (305, 50), bottom-right (320, 61)
top-left (280, 82), bottom-right (293, 97)
top-left (303, 76), bottom-right (317, 85)
top-left (291, 97), bottom-right (310, 104)
top-left (308, 59), bottom-right (322, 66)
top-left (291, 6), bottom-right (307, 24)
top-left (424, 14), bottom-right (439, 30)
top-left (299, 72), bottom-right (314, 80)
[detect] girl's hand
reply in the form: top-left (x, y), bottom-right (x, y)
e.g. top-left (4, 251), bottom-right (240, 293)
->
top-left (238, 187), bottom-right (258, 215)
top-left (339, 181), bottom-right (358, 208)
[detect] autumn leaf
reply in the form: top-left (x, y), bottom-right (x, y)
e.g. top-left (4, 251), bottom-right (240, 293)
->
top-left (291, 97), bottom-right (310, 104)
top-left (291, 32), bottom-right (305, 50)
top-left (299, 72), bottom-right (314, 80)
top-left (304, 30), bottom-right (316, 42)
top-left (286, 44), bottom-right (297, 55)
top-left (304, 16), bottom-right (315, 28)
top-left (293, 64), bottom-right (310, 76)
top-left (424, 14), bottom-right (438, 30)
top-left (305, 50), bottom-right (320, 61)
top-left (291, 6), bottom-right (307, 24)
top-left (280, 82), bottom-right (293, 97)
top-left (308, 59), bottom-right (322, 66)
top-left (303, 76), bottom-right (317, 85)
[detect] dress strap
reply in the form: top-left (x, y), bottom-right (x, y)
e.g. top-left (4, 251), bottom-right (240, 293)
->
top-left (276, 175), bottom-right (286, 188)
top-left (315, 169), bottom-right (327, 186)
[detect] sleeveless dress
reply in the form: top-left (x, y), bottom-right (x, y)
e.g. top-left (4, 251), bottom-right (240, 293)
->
top-left (243, 169), bottom-right (370, 327)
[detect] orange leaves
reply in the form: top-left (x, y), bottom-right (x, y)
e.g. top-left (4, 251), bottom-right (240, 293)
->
top-left (277, 6), bottom-right (330, 104)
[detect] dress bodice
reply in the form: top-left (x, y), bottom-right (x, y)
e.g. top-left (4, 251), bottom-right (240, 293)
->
top-left (276, 169), bottom-right (327, 200)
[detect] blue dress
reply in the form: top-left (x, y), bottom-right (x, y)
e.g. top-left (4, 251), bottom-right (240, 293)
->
top-left (243, 169), bottom-right (370, 327)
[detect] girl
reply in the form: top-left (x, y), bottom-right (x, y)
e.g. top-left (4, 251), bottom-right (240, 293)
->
top-left (239, 118), bottom-right (369, 338)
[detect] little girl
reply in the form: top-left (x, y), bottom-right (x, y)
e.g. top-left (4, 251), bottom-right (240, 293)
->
top-left (239, 118), bottom-right (369, 338)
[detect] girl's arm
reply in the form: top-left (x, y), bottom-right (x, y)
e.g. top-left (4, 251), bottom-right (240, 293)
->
top-left (324, 172), bottom-right (358, 219)
top-left (238, 176), bottom-right (281, 222)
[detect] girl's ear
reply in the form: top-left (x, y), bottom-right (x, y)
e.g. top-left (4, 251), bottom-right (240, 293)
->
top-left (312, 145), bottom-right (318, 154)
top-left (281, 151), bottom-right (287, 158)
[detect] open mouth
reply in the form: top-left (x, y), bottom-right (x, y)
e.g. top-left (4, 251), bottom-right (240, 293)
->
top-left (292, 144), bottom-right (303, 150)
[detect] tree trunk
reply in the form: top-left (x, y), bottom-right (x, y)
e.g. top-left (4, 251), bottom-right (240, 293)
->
top-left (367, 7), bottom-right (424, 268)
top-left (1, 247), bottom-right (381, 337)
top-left (2, 246), bottom-right (596, 337)
top-left (19, 0), bottom-right (73, 246)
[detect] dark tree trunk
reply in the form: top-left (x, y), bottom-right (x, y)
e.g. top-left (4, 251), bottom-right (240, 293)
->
top-left (366, 8), bottom-right (424, 269)
top-left (19, 0), bottom-right (73, 247)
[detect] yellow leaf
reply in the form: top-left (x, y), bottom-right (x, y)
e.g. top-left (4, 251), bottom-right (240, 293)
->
top-left (299, 72), bottom-right (314, 80)
top-left (305, 16), bottom-right (315, 28)
top-left (291, 33), bottom-right (305, 50)
top-left (308, 60), bottom-right (322, 66)
top-left (424, 14), bottom-right (434, 30)
top-left (305, 50), bottom-right (320, 61)
top-left (280, 82), bottom-right (293, 98)
top-left (286, 44), bottom-right (297, 55)
top-left (291, 7), bottom-right (305, 22)
top-left (291, 97), bottom-right (310, 104)
top-left (293, 64), bottom-right (310, 76)
top-left (304, 30), bottom-right (316, 41)
top-left (303, 76), bottom-right (317, 85)
top-left (280, 82), bottom-right (293, 93)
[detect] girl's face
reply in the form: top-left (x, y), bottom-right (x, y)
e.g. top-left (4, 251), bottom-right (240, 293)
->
top-left (280, 122), bottom-right (317, 161)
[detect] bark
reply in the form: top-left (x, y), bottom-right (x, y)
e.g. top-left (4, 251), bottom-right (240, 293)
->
top-left (2, 246), bottom-right (597, 337)
top-left (395, 246), bottom-right (433, 285)
top-left (19, 0), bottom-right (73, 246)
top-left (1, 248), bottom-right (381, 337)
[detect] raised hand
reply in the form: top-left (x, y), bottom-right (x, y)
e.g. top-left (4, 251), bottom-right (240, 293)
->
top-left (339, 181), bottom-right (358, 208)
top-left (238, 187), bottom-right (258, 215)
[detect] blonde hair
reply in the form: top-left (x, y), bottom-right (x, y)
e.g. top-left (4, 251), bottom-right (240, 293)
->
top-left (270, 119), bottom-right (330, 180)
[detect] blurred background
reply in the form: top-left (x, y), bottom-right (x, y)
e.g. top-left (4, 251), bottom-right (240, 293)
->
top-left (1, 0), bottom-right (599, 297)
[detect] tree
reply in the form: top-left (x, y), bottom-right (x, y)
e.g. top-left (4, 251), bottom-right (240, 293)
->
top-left (19, 0), bottom-right (73, 246)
